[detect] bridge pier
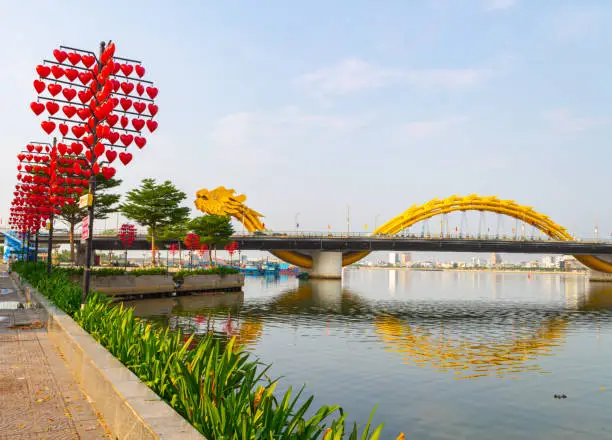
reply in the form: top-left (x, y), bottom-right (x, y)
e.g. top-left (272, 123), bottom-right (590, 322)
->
top-left (309, 251), bottom-right (343, 279)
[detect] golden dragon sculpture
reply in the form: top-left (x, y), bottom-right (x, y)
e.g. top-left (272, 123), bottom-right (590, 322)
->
top-left (194, 188), bottom-right (612, 272)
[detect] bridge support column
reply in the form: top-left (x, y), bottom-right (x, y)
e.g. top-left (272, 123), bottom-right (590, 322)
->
top-left (309, 251), bottom-right (343, 279)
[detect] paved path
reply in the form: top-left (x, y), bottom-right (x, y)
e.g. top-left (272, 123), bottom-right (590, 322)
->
top-left (0, 264), bottom-right (110, 439)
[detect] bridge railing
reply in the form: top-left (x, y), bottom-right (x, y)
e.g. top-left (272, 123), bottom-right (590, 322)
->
top-left (230, 230), bottom-right (612, 243)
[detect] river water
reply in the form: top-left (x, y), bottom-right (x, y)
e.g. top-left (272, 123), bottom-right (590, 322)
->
top-left (124, 269), bottom-right (612, 439)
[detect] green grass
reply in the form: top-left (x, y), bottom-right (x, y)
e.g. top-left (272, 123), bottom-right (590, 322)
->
top-left (12, 261), bottom-right (399, 440)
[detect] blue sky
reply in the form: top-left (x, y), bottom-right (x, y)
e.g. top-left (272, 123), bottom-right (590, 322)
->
top-left (1, 0), bottom-right (612, 241)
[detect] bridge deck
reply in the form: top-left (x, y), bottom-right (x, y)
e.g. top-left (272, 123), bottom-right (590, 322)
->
top-left (3, 232), bottom-right (612, 254)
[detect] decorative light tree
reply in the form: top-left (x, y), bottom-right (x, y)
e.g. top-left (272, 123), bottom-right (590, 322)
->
top-left (224, 241), bottom-right (239, 266)
top-left (29, 42), bottom-right (159, 304)
top-left (184, 233), bottom-right (201, 270)
top-left (117, 223), bottom-right (137, 269)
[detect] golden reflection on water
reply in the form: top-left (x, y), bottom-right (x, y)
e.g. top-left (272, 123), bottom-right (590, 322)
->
top-left (373, 315), bottom-right (567, 380)
top-left (127, 274), bottom-right (612, 381)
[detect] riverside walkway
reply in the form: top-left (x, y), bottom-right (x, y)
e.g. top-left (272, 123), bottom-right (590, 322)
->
top-left (0, 264), bottom-right (109, 439)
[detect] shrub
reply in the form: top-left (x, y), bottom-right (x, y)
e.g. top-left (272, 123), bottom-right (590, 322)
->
top-left (13, 261), bottom-right (397, 439)
top-left (173, 266), bottom-right (239, 282)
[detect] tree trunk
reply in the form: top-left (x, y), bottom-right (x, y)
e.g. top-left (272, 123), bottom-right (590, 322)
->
top-left (69, 223), bottom-right (75, 265)
top-left (151, 230), bottom-right (156, 266)
top-left (208, 249), bottom-right (213, 267)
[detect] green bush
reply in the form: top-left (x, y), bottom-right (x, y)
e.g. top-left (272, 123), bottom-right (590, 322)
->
top-left (129, 267), bottom-right (169, 276)
top-left (172, 266), bottom-right (239, 282)
top-left (13, 261), bottom-right (395, 439)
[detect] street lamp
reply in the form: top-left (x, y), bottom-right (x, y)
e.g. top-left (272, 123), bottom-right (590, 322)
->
top-left (295, 212), bottom-right (300, 235)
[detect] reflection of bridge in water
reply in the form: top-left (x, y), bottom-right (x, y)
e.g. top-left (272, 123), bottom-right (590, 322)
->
top-left (127, 278), bottom-right (612, 380)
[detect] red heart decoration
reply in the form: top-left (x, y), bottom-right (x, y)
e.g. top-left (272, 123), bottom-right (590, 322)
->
top-left (64, 68), bottom-right (79, 82)
top-left (120, 98), bottom-right (132, 111)
top-left (45, 101), bottom-right (59, 115)
top-left (146, 120), bottom-right (158, 133)
top-left (120, 82), bottom-right (134, 94)
top-left (78, 71), bottom-right (92, 85)
top-left (148, 104), bottom-right (158, 116)
top-left (33, 80), bottom-right (45, 94)
top-left (67, 52), bottom-right (81, 65)
top-left (107, 114), bottom-right (119, 127)
top-left (87, 117), bottom-right (96, 131)
top-left (51, 65), bottom-right (64, 79)
top-left (146, 87), bottom-right (158, 99)
top-left (62, 105), bottom-right (77, 118)
top-left (77, 108), bottom-right (91, 120)
top-left (132, 119), bottom-right (145, 131)
top-left (120, 134), bottom-right (133, 146)
top-left (94, 142), bottom-right (105, 158)
top-left (71, 126), bottom-right (85, 138)
top-left (105, 150), bottom-right (117, 163)
top-left (95, 124), bottom-right (106, 139)
top-left (78, 90), bottom-right (92, 104)
top-left (41, 121), bottom-right (56, 134)
top-left (84, 134), bottom-right (94, 147)
top-left (119, 152), bottom-right (133, 165)
top-left (120, 64), bottom-right (134, 76)
top-left (30, 102), bottom-right (45, 115)
top-left (102, 42), bottom-right (115, 63)
top-left (120, 115), bottom-right (129, 128)
top-left (92, 162), bottom-right (100, 176)
top-left (135, 83), bottom-right (144, 96)
top-left (47, 83), bottom-right (62, 96)
top-left (101, 167), bottom-right (116, 180)
top-left (111, 79), bottom-right (120, 92)
top-left (59, 123), bottom-right (68, 136)
top-left (134, 137), bottom-right (146, 149)
top-left (81, 55), bottom-right (95, 68)
top-left (74, 187), bottom-right (83, 194)
top-left (26, 144), bottom-right (34, 152)
top-left (53, 49), bottom-right (68, 63)
top-left (36, 65), bottom-right (51, 78)
top-left (107, 131), bottom-right (120, 144)
top-left (71, 142), bottom-right (83, 155)
top-left (133, 102), bottom-right (146, 114)
top-left (57, 143), bottom-right (67, 155)
top-left (35, 145), bottom-right (42, 153)
top-left (135, 65), bottom-right (145, 78)
top-left (62, 88), bottom-right (77, 101)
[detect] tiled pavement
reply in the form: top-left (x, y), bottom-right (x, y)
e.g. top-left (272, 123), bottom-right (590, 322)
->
top-left (0, 264), bottom-right (110, 439)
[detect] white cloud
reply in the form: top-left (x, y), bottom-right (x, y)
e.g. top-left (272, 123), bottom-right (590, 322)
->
top-left (208, 107), bottom-right (363, 167)
top-left (401, 116), bottom-right (470, 138)
top-left (295, 59), bottom-right (494, 96)
top-left (484, 0), bottom-right (517, 11)
top-left (543, 109), bottom-right (612, 133)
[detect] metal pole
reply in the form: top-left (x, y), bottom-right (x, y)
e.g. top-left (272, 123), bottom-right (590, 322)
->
top-left (34, 231), bottom-right (39, 262)
top-left (81, 41), bottom-right (105, 306)
top-left (346, 205), bottom-right (350, 236)
top-left (47, 212), bottom-right (54, 274)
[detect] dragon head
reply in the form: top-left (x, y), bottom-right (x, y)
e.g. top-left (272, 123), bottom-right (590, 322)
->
top-left (194, 186), bottom-right (264, 231)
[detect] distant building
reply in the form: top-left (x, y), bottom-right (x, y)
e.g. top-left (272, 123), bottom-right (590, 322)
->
top-left (388, 252), bottom-right (396, 265)
top-left (490, 253), bottom-right (502, 267)
top-left (400, 253), bottom-right (412, 265)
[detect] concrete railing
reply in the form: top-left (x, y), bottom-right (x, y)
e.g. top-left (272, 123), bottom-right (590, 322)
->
top-left (11, 273), bottom-right (205, 440)
top-left (67, 273), bottom-right (244, 297)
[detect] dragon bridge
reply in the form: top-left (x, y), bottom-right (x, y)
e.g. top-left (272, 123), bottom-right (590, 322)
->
top-left (194, 188), bottom-right (612, 275)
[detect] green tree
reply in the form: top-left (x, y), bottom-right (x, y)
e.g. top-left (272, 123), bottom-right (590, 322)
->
top-left (120, 178), bottom-right (190, 266)
top-left (189, 215), bottom-right (234, 265)
top-left (148, 220), bottom-right (190, 268)
top-left (57, 176), bottom-right (122, 264)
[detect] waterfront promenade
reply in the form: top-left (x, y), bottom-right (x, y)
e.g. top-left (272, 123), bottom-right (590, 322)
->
top-left (0, 264), bottom-right (109, 439)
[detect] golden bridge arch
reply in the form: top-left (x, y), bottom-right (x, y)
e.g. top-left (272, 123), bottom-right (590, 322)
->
top-left (194, 189), bottom-right (612, 274)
